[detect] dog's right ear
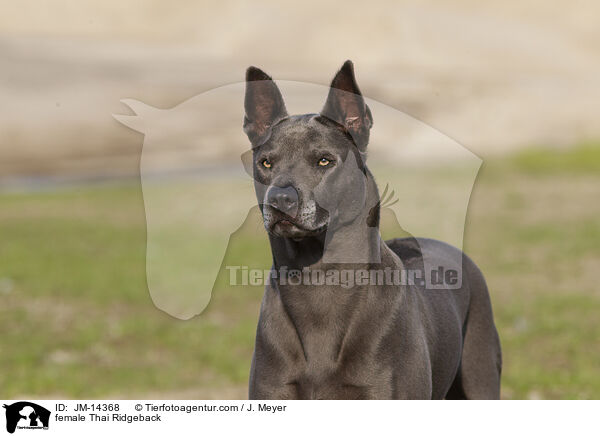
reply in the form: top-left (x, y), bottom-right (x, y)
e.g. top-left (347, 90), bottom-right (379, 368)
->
top-left (243, 67), bottom-right (288, 147)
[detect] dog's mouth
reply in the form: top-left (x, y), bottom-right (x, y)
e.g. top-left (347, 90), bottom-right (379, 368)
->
top-left (269, 218), bottom-right (326, 239)
top-left (261, 201), bottom-right (329, 239)
top-left (261, 205), bottom-right (325, 238)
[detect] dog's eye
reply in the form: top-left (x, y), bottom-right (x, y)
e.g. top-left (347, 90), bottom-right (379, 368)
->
top-left (318, 158), bottom-right (331, 167)
top-left (261, 159), bottom-right (272, 169)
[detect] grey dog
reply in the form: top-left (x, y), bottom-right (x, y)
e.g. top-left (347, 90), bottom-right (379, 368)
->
top-left (243, 61), bottom-right (501, 399)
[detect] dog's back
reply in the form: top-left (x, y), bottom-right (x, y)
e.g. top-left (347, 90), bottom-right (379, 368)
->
top-left (386, 237), bottom-right (502, 399)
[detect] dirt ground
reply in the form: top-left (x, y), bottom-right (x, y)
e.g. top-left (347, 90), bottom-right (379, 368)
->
top-left (1, 0), bottom-right (600, 180)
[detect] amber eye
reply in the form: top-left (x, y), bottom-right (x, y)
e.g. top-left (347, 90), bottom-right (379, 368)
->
top-left (318, 158), bottom-right (331, 167)
top-left (261, 159), bottom-right (272, 169)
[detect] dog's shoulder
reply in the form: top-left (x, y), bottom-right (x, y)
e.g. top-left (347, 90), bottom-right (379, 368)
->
top-left (385, 237), bottom-right (424, 268)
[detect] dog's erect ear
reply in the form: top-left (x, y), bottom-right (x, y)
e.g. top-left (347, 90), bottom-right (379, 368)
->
top-left (243, 67), bottom-right (288, 147)
top-left (321, 60), bottom-right (373, 151)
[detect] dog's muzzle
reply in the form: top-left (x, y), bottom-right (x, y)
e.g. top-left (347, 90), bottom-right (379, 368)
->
top-left (265, 185), bottom-right (299, 218)
top-left (261, 185), bottom-right (328, 238)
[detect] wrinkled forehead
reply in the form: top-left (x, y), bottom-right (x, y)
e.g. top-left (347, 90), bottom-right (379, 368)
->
top-left (258, 115), bottom-right (349, 155)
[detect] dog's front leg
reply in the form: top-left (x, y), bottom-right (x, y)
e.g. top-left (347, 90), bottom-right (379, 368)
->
top-left (248, 351), bottom-right (300, 400)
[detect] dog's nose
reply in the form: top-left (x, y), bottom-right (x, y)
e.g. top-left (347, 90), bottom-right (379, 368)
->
top-left (266, 185), bottom-right (299, 216)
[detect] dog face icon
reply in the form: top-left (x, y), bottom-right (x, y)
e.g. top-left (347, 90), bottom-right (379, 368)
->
top-left (17, 406), bottom-right (35, 426)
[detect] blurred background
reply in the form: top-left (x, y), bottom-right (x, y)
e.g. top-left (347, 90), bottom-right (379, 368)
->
top-left (1, 0), bottom-right (599, 399)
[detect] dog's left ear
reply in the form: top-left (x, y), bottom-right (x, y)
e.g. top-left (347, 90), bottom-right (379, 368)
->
top-left (321, 60), bottom-right (373, 151)
top-left (244, 66), bottom-right (288, 147)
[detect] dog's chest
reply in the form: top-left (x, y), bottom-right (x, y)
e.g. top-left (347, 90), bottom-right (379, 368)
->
top-left (278, 286), bottom-right (392, 399)
top-left (281, 284), bottom-right (364, 357)
top-left (292, 356), bottom-right (392, 400)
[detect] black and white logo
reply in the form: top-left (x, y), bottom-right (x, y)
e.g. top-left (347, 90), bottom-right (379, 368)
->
top-left (3, 402), bottom-right (50, 434)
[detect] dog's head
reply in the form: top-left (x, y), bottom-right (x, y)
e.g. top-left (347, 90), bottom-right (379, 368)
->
top-left (243, 61), bottom-right (374, 239)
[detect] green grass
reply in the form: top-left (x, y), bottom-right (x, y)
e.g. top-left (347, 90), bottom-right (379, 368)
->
top-left (0, 184), bottom-right (268, 397)
top-left (508, 141), bottom-right (600, 174)
top-left (1, 144), bottom-right (599, 399)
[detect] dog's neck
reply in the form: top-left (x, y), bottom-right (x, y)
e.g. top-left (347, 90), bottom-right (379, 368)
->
top-left (265, 173), bottom-right (401, 363)
top-left (268, 172), bottom-right (382, 271)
